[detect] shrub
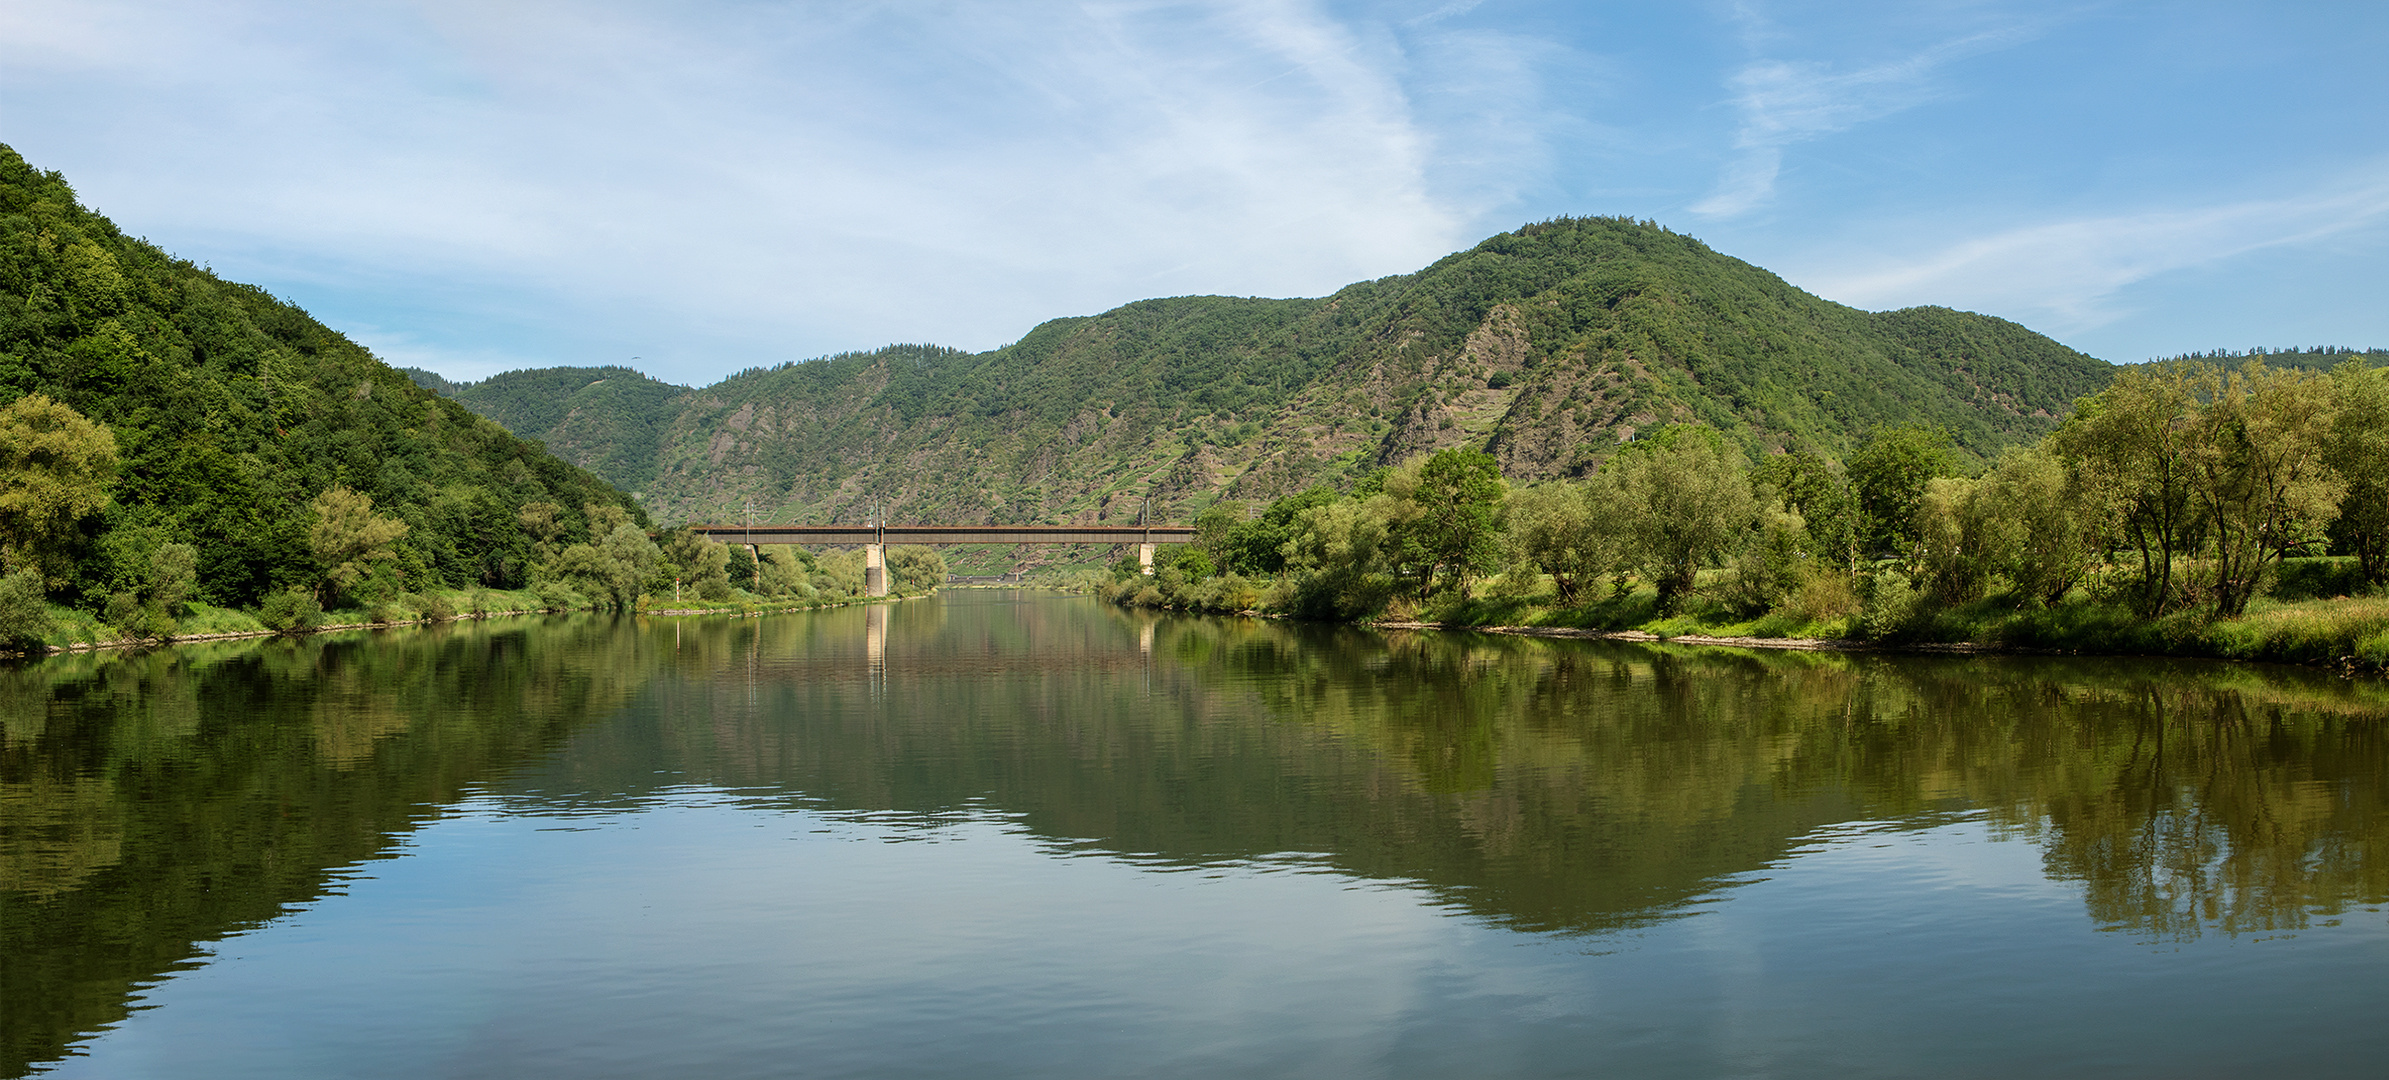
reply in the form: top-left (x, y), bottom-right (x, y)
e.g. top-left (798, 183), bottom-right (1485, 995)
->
top-left (258, 588), bottom-right (322, 635)
top-left (532, 580), bottom-right (580, 612)
top-left (1786, 569), bottom-right (1862, 625)
top-left (419, 593), bottom-right (456, 622)
top-left (0, 568), bottom-right (54, 650)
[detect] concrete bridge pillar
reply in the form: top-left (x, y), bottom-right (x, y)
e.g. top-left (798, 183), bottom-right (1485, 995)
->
top-left (1138, 543), bottom-right (1156, 576)
top-left (865, 543), bottom-right (887, 597)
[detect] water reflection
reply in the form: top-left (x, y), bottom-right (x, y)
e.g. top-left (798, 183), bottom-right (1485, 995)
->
top-left (5, 594), bottom-right (2389, 1077)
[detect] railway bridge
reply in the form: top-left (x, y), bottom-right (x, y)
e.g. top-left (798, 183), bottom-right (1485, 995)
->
top-left (688, 523), bottom-right (1197, 596)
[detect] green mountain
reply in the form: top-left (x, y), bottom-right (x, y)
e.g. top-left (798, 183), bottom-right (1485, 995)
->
top-left (430, 217), bottom-right (2116, 528)
top-left (421, 365), bottom-right (691, 501)
top-left (0, 145), bottom-right (639, 609)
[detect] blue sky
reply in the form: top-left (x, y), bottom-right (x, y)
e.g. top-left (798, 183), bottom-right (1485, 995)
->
top-left (4, 1), bottom-right (2384, 386)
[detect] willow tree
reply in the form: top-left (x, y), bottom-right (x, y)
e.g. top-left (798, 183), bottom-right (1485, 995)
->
top-left (1605, 426), bottom-right (1757, 611)
top-left (2328, 361), bottom-right (2389, 587)
top-left (1506, 481), bottom-right (1628, 605)
top-left (2051, 366), bottom-right (2201, 616)
top-left (2184, 363), bottom-right (2343, 616)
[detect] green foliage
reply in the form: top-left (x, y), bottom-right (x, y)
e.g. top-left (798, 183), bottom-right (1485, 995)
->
top-left (0, 143), bottom-right (639, 615)
top-left (2052, 364), bottom-right (2202, 615)
top-left (1846, 423), bottom-right (1953, 559)
top-left (885, 545), bottom-right (946, 593)
top-left (1394, 448), bottom-right (1507, 597)
top-left (0, 566), bottom-right (53, 648)
top-left (441, 366), bottom-right (691, 493)
top-left (1604, 427), bottom-right (1758, 611)
top-left (2326, 361), bottom-right (2389, 587)
top-left (1506, 482), bottom-right (1623, 605)
top-left (427, 216), bottom-right (2114, 532)
top-left (659, 529), bottom-right (735, 601)
top-left (256, 587), bottom-right (321, 635)
top-left (0, 392), bottom-right (117, 586)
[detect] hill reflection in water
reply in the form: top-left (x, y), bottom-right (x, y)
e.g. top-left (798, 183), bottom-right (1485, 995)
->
top-left (5, 591), bottom-right (2388, 1076)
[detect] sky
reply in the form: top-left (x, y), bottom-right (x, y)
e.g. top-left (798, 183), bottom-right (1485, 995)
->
top-left (3, 1), bottom-right (2385, 387)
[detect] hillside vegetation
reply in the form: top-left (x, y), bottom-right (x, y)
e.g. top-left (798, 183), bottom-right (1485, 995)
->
top-left (423, 219), bottom-right (2117, 530)
top-left (0, 144), bottom-right (639, 632)
top-left (1098, 355), bottom-right (2389, 671)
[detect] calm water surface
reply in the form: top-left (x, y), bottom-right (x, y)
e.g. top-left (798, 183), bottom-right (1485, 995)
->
top-left (6, 591), bottom-right (2389, 1078)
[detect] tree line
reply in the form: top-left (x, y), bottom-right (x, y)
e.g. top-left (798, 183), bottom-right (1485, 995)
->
top-left (0, 145), bottom-right (943, 645)
top-left (1107, 359), bottom-right (2389, 637)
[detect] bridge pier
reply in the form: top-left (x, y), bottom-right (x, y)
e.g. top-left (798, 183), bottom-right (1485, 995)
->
top-left (864, 543), bottom-right (887, 597)
top-left (1138, 543), bottom-right (1155, 576)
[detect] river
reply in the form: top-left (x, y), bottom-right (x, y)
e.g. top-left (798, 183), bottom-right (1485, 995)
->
top-left (6, 590), bottom-right (2389, 1077)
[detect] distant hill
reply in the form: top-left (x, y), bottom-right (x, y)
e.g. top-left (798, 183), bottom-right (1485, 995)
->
top-left (424, 217), bottom-right (2123, 527)
top-left (0, 145), bottom-right (639, 608)
top-left (2136, 346), bottom-right (2389, 372)
top-left (408, 366), bottom-right (691, 500)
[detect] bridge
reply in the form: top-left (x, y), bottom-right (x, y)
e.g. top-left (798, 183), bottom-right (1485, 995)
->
top-left (689, 523), bottom-right (1196, 596)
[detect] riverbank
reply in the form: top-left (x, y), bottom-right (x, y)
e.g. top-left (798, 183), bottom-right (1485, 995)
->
top-left (1104, 570), bottom-right (2389, 675)
top-left (14, 586), bottom-right (925, 659)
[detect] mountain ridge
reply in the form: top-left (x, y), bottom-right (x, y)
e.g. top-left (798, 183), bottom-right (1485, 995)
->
top-left (416, 217), bottom-right (2121, 528)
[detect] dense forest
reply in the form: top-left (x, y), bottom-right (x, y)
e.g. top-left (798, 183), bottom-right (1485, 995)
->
top-left (0, 144), bottom-right (641, 628)
top-left (417, 218), bottom-right (2118, 536)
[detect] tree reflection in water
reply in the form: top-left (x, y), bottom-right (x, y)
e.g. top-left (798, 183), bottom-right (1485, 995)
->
top-left (4, 594), bottom-right (2387, 1075)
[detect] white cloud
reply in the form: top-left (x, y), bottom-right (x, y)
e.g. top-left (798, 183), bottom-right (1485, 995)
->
top-left (1692, 22), bottom-right (2038, 218)
top-left (1799, 172), bottom-right (2389, 331)
top-left (3, 0), bottom-right (1589, 381)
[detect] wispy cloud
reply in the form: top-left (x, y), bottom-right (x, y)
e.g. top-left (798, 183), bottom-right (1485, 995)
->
top-left (1692, 21), bottom-right (2038, 218)
top-left (1802, 172), bottom-right (2389, 330)
top-left (1, 0), bottom-right (1583, 381)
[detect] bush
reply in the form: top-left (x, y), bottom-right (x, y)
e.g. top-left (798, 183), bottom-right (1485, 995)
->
top-left (0, 568), bottom-right (54, 650)
top-left (258, 588), bottom-right (322, 635)
top-left (1857, 569), bottom-right (1922, 639)
top-left (419, 593), bottom-right (456, 622)
top-left (2272, 557), bottom-right (2369, 601)
top-left (1785, 569), bottom-right (1862, 625)
top-left (532, 580), bottom-right (580, 612)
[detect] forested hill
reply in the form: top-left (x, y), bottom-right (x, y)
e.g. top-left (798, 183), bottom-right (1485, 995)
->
top-left (427, 217), bottom-right (2116, 527)
top-left (0, 145), bottom-right (638, 609)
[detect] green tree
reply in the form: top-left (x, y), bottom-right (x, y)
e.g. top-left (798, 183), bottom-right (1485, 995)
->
top-left (1389, 448), bottom-right (1506, 598)
top-left (885, 545), bottom-right (947, 593)
top-left (1979, 446), bottom-right (2102, 606)
top-left (309, 486), bottom-right (410, 606)
top-left (2327, 360), bottom-right (2389, 587)
top-left (1281, 495), bottom-right (1399, 619)
top-left (2051, 367), bottom-right (2200, 616)
top-left (0, 566), bottom-right (53, 650)
top-left (1846, 423), bottom-right (1953, 559)
top-left (2183, 362), bottom-right (2343, 616)
top-left (1911, 476), bottom-right (2006, 606)
top-left (1505, 482), bottom-right (1626, 606)
top-left (104, 541), bottom-right (198, 641)
top-left (1752, 450), bottom-right (1857, 569)
top-left (660, 529), bottom-right (735, 601)
top-left (1606, 426), bottom-right (1758, 611)
top-left (0, 393), bottom-right (117, 586)
top-left (598, 523), bottom-right (661, 608)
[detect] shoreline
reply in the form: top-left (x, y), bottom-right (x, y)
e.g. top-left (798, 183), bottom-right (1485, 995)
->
top-left (1369, 620), bottom-right (2057, 656)
top-left (12, 592), bottom-right (924, 660)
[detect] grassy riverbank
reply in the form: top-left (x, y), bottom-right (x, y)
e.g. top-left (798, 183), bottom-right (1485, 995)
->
top-left (24, 584), bottom-right (928, 655)
top-left (1097, 559), bottom-right (2389, 674)
top-left (1423, 585), bottom-right (2389, 672)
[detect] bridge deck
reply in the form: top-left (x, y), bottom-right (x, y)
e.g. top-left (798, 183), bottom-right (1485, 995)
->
top-left (689, 524), bottom-right (1195, 547)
